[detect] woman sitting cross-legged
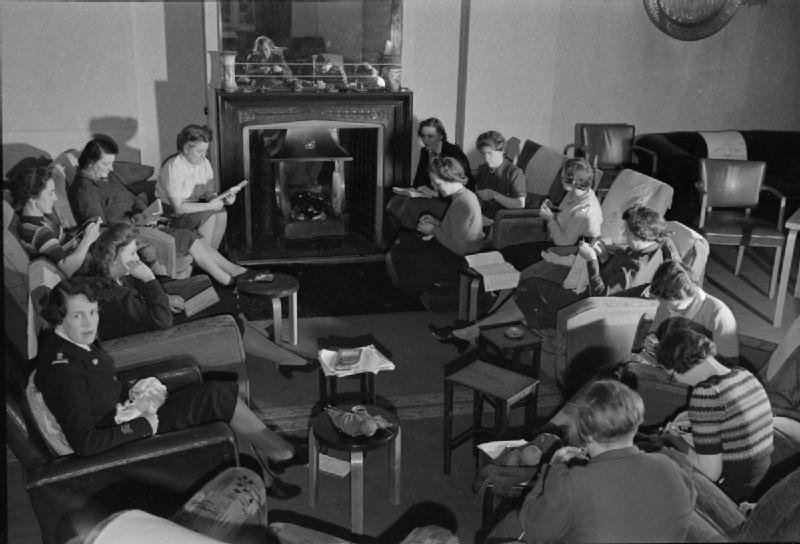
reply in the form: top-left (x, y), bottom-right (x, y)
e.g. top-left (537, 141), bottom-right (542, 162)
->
top-left (10, 166), bottom-right (101, 276)
top-left (485, 380), bottom-right (695, 543)
top-left (654, 327), bottom-right (774, 502)
top-left (76, 222), bottom-right (315, 378)
top-left (386, 156), bottom-right (485, 296)
top-left (643, 259), bottom-right (739, 366)
top-left (32, 278), bottom-right (302, 499)
top-left (433, 205), bottom-right (677, 349)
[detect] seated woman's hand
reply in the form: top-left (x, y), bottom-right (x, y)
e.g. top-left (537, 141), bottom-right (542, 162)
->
top-left (417, 220), bottom-right (435, 235)
top-left (550, 445), bottom-right (588, 465)
top-left (83, 221), bottom-right (102, 245)
top-left (222, 193), bottom-right (236, 206)
top-left (125, 259), bottom-right (156, 282)
top-left (642, 333), bottom-right (659, 355)
top-left (577, 240), bottom-right (598, 261)
top-left (538, 202), bottom-right (554, 220)
top-left (168, 295), bottom-right (186, 314)
top-left (477, 188), bottom-right (495, 201)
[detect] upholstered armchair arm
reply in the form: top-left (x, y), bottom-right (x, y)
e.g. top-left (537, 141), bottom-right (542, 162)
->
top-left (695, 181), bottom-right (709, 229)
top-left (555, 296), bottom-right (659, 392)
top-left (103, 315), bottom-right (249, 402)
top-left (761, 185), bottom-right (787, 230)
top-left (491, 209), bottom-right (548, 250)
top-left (136, 227), bottom-right (179, 278)
top-left (25, 422), bottom-right (237, 488)
top-left (115, 357), bottom-right (203, 393)
top-left (631, 145), bottom-right (658, 175)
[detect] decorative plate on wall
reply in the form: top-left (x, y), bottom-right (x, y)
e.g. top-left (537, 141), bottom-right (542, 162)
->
top-left (644, 0), bottom-right (742, 41)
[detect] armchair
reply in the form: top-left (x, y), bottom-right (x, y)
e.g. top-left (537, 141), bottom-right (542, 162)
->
top-left (5, 347), bottom-right (240, 544)
top-left (697, 158), bottom-right (786, 299)
top-left (563, 123), bottom-right (658, 196)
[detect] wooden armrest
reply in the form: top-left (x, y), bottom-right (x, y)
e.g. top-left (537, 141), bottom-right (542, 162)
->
top-left (563, 143), bottom-right (581, 157)
top-left (761, 185), bottom-right (787, 229)
top-left (631, 145), bottom-right (658, 174)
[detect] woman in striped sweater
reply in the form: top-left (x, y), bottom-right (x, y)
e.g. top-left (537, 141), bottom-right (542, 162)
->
top-left (656, 327), bottom-right (773, 502)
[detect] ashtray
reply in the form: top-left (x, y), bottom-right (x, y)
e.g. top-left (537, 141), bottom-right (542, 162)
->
top-left (504, 326), bottom-right (525, 340)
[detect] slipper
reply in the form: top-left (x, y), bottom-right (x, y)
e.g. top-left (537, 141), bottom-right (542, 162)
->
top-left (234, 269), bottom-right (274, 285)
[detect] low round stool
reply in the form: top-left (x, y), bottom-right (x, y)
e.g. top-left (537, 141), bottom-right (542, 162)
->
top-left (308, 404), bottom-right (401, 534)
top-left (237, 273), bottom-right (299, 346)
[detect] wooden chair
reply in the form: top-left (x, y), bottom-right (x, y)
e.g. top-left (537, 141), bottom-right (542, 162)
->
top-left (697, 158), bottom-right (786, 298)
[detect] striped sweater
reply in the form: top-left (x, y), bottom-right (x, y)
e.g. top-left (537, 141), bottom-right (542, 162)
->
top-left (18, 214), bottom-right (68, 264)
top-left (689, 368), bottom-right (773, 465)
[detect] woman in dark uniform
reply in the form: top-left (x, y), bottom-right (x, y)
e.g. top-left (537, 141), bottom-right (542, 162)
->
top-left (32, 277), bottom-right (301, 499)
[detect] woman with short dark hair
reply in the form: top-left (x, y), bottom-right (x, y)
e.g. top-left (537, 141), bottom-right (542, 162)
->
top-left (32, 277), bottom-right (302, 499)
top-left (644, 260), bottom-right (739, 364)
top-left (10, 167), bottom-right (100, 276)
top-left (474, 130), bottom-right (526, 219)
top-left (156, 125), bottom-right (230, 250)
top-left (656, 328), bottom-right (773, 502)
top-left (387, 156), bottom-right (484, 295)
top-left (536, 157), bottom-right (602, 246)
top-left (487, 380), bottom-right (695, 543)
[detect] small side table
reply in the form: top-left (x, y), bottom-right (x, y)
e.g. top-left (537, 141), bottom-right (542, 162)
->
top-left (308, 405), bottom-right (401, 534)
top-left (237, 273), bottom-right (299, 346)
top-left (458, 267), bottom-right (483, 324)
top-left (318, 369), bottom-right (376, 406)
top-left (478, 323), bottom-right (543, 379)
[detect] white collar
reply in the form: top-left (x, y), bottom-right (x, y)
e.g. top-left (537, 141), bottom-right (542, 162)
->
top-left (55, 327), bottom-right (92, 351)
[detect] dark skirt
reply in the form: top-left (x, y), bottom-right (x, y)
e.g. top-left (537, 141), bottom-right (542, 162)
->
top-left (390, 230), bottom-right (464, 296)
top-left (515, 272), bottom-right (587, 330)
top-left (157, 380), bottom-right (238, 433)
top-left (385, 195), bottom-right (449, 232)
top-left (159, 227), bottom-right (200, 256)
top-left (168, 209), bottom-right (218, 232)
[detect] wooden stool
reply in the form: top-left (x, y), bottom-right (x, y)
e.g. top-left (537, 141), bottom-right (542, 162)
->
top-left (318, 368), bottom-right (376, 406)
top-left (443, 360), bottom-right (538, 474)
top-left (478, 323), bottom-right (543, 379)
top-left (237, 273), bottom-right (299, 346)
top-left (308, 405), bottom-right (401, 534)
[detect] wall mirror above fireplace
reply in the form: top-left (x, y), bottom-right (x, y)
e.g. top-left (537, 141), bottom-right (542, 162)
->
top-left (219, 0), bottom-right (402, 91)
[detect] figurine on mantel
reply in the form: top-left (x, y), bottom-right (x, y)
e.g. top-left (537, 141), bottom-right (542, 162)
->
top-left (354, 63), bottom-right (386, 89)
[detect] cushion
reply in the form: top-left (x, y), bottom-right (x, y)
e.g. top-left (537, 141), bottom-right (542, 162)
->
top-left (26, 370), bottom-right (74, 456)
top-left (600, 169), bottom-right (674, 245)
top-left (27, 258), bottom-right (65, 359)
top-left (48, 149), bottom-right (80, 229)
top-left (114, 161), bottom-right (155, 186)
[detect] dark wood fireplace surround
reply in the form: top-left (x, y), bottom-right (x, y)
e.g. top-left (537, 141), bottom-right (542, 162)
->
top-left (215, 90), bottom-right (413, 262)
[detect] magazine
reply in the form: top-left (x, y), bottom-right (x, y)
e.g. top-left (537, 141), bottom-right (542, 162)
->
top-left (215, 180), bottom-right (249, 202)
top-left (464, 251), bottom-right (520, 291)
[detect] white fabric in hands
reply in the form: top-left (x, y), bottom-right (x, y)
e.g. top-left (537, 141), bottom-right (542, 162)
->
top-left (114, 377), bottom-right (167, 424)
top-left (541, 250), bottom-right (590, 294)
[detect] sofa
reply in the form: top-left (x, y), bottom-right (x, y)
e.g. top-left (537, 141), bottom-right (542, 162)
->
top-left (635, 130), bottom-right (800, 222)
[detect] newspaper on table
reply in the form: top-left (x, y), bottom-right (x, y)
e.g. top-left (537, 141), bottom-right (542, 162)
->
top-left (318, 344), bottom-right (395, 377)
top-left (465, 251), bottom-right (520, 292)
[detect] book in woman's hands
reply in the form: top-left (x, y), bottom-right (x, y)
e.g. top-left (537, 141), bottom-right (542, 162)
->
top-left (465, 251), bottom-right (520, 291)
top-left (161, 275), bottom-right (220, 317)
top-left (134, 198), bottom-right (163, 225)
top-left (215, 180), bottom-right (249, 203)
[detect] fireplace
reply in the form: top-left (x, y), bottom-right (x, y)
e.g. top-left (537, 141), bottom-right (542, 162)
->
top-left (215, 90), bottom-right (412, 263)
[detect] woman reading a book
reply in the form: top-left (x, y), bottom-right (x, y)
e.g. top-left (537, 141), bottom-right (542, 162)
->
top-left (386, 156), bottom-right (484, 296)
top-left (10, 166), bottom-right (101, 276)
top-left (384, 118), bottom-right (474, 240)
top-left (432, 206), bottom-right (677, 349)
top-left (32, 277), bottom-right (303, 500)
top-left (156, 125), bottom-right (232, 251)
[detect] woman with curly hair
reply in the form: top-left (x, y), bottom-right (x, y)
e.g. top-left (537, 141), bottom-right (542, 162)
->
top-left (656, 328), bottom-right (773, 502)
top-left (433, 206), bottom-right (678, 348)
top-left (387, 156), bottom-right (484, 295)
top-left (10, 166), bottom-right (101, 276)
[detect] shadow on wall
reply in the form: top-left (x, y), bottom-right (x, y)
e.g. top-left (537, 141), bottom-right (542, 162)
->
top-left (2, 143), bottom-right (52, 181)
top-left (155, 1), bottom-right (207, 172)
top-left (89, 117), bottom-right (141, 163)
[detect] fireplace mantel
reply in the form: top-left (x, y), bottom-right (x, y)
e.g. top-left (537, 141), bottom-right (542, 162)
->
top-left (215, 90), bottom-right (412, 259)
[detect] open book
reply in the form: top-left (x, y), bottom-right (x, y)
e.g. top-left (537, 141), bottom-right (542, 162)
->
top-left (392, 186), bottom-right (437, 199)
top-left (161, 275), bottom-right (220, 317)
top-left (216, 179), bottom-right (249, 202)
top-left (134, 198), bottom-right (163, 226)
top-left (465, 251), bottom-right (520, 292)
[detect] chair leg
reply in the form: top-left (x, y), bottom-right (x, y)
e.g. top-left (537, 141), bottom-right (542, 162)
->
top-left (443, 380), bottom-right (454, 475)
top-left (770, 246), bottom-right (782, 299)
top-left (735, 246), bottom-right (746, 276)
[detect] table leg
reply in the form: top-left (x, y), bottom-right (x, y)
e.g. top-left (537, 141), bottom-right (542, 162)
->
top-left (390, 428), bottom-right (401, 505)
top-left (468, 278), bottom-right (479, 325)
top-left (271, 297), bottom-right (284, 345)
top-left (289, 292), bottom-right (298, 345)
top-left (244, 184), bottom-right (253, 251)
top-left (308, 432), bottom-right (319, 507)
top-left (459, 275), bottom-right (469, 322)
top-left (350, 450), bottom-right (364, 534)
top-left (443, 380), bottom-right (454, 475)
top-left (775, 229), bottom-right (797, 327)
top-left (499, 401), bottom-right (509, 438)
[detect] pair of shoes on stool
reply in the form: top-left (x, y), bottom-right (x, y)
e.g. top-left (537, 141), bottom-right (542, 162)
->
top-left (230, 269), bottom-right (274, 287)
top-left (250, 445), bottom-right (301, 500)
top-left (428, 324), bottom-right (470, 354)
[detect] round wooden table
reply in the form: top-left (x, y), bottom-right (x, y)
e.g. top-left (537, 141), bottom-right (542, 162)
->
top-left (307, 404), bottom-right (401, 534)
top-left (237, 273), bottom-right (299, 346)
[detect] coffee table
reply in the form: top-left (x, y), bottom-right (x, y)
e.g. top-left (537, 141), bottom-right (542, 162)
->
top-left (237, 273), bottom-right (299, 345)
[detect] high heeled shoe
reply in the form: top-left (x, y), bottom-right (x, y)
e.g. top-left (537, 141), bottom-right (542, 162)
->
top-left (277, 361), bottom-right (318, 380)
top-left (428, 324), bottom-right (471, 353)
top-left (250, 444), bottom-right (301, 500)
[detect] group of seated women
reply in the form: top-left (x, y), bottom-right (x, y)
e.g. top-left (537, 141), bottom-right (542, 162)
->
top-left (9, 125), bottom-right (316, 500)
